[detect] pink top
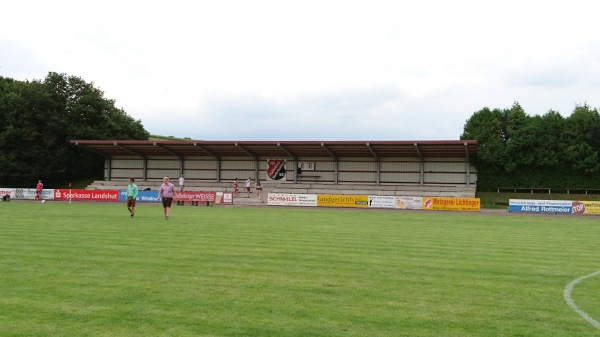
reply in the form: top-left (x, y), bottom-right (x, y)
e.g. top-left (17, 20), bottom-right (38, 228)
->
top-left (158, 183), bottom-right (176, 198)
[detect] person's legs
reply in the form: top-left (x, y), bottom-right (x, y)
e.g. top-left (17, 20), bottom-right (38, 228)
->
top-left (163, 198), bottom-right (172, 219)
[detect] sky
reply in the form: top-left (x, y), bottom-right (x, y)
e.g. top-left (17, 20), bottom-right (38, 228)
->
top-left (1, 0), bottom-right (599, 141)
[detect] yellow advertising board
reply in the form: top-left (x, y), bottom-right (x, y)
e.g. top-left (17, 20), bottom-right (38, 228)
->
top-left (422, 197), bottom-right (480, 212)
top-left (317, 194), bottom-right (369, 208)
top-left (581, 201), bottom-right (600, 214)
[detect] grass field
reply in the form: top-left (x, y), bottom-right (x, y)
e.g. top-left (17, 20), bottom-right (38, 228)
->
top-left (1, 202), bottom-right (599, 337)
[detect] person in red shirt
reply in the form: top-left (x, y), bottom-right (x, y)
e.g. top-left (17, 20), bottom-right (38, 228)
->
top-left (35, 180), bottom-right (43, 200)
top-left (255, 179), bottom-right (262, 199)
top-left (233, 178), bottom-right (239, 197)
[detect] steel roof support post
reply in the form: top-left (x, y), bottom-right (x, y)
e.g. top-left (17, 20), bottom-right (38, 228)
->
top-left (143, 158), bottom-right (148, 181)
top-left (116, 143), bottom-right (147, 181)
top-left (236, 143), bottom-right (259, 180)
top-left (194, 143), bottom-right (221, 182)
top-left (154, 143), bottom-right (185, 179)
top-left (215, 160), bottom-right (221, 182)
top-left (464, 142), bottom-right (471, 187)
top-left (106, 157), bottom-right (112, 181)
top-left (278, 143), bottom-right (298, 183)
top-left (366, 143), bottom-right (380, 185)
top-left (414, 143), bottom-right (424, 185)
top-left (321, 143), bottom-right (338, 184)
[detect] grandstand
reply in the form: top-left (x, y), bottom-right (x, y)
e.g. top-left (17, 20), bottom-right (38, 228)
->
top-left (73, 140), bottom-right (477, 199)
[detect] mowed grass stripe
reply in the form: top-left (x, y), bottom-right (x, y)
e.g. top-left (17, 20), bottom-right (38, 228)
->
top-left (1, 202), bottom-right (599, 336)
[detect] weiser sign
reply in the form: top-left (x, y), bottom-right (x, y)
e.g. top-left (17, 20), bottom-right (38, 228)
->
top-left (174, 191), bottom-right (216, 202)
top-left (54, 189), bottom-right (119, 201)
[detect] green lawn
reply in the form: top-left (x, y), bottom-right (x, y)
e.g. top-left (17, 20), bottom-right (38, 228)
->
top-left (1, 202), bottom-right (599, 336)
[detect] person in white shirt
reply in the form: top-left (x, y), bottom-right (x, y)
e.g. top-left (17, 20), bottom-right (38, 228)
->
top-left (178, 175), bottom-right (185, 191)
top-left (245, 177), bottom-right (252, 198)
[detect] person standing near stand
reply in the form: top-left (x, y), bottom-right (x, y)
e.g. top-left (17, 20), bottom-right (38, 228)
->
top-left (35, 180), bottom-right (43, 200)
top-left (255, 179), bottom-right (262, 200)
top-left (178, 175), bottom-right (185, 191)
top-left (158, 176), bottom-right (176, 220)
top-left (233, 178), bottom-right (239, 197)
top-left (245, 177), bottom-right (252, 198)
top-left (126, 178), bottom-right (138, 217)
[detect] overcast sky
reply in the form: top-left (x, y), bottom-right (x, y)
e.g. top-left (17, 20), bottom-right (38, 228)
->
top-left (2, 1), bottom-right (599, 141)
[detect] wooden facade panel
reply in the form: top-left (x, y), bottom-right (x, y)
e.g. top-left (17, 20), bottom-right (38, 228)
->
top-left (424, 173), bottom-right (469, 184)
top-left (424, 161), bottom-right (468, 173)
top-left (381, 172), bottom-right (421, 184)
top-left (103, 154), bottom-right (476, 186)
top-left (381, 161), bottom-right (420, 171)
top-left (111, 159), bottom-right (144, 169)
top-left (111, 169), bottom-right (144, 179)
top-left (147, 159), bottom-right (180, 170)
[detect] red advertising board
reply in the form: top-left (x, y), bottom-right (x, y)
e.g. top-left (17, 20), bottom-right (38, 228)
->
top-left (54, 189), bottom-right (119, 201)
top-left (174, 191), bottom-right (216, 202)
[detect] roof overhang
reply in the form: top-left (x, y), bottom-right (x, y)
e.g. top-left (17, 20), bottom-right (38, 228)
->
top-left (70, 140), bottom-right (478, 160)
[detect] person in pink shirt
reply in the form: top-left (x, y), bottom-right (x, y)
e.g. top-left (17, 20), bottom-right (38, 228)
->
top-left (158, 176), bottom-right (176, 220)
top-left (255, 179), bottom-right (262, 199)
top-left (35, 180), bottom-right (43, 200)
top-left (233, 178), bottom-right (239, 197)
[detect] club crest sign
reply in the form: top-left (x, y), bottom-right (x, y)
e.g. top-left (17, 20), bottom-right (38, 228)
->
top-left (267, 159), bottom-right (287, 181)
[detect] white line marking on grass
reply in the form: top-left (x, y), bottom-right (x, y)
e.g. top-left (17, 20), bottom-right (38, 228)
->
top-left (564, 270), bottom-right (600, 329)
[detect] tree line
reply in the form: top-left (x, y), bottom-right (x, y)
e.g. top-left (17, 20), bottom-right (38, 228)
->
top-left (0, 72), bottom-right (149, 187)
top-left (461, 102), bottom-right (600, 191)
top-left (2, 72), bottom-right (598, 191)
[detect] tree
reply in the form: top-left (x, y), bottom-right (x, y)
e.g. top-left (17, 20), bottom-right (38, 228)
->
top-left (461, 107), bottom-right (505, 168)
top-left (462, 102), bottom-right (600, 191)
top-left (0, 72), bottom-right (149, 187)
top-left (561, 104), bottom-right (600, 174)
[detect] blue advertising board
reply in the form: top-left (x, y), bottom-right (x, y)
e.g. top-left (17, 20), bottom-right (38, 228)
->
top-left (508, 199), bottom-right (572, 214)
top-left (118, 190), bottom-right (160, 203)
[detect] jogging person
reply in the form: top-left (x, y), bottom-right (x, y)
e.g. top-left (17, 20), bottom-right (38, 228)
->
top-left (35, 180), bottom-right (43, 200)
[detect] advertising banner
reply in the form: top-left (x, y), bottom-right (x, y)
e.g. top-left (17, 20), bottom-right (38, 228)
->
top-left (267, 159), bottom-right (287, 181)
top-left (368, 196), bottom-right (423, 209)
top-left (570, 201), bottom-right (600, 215)
top-left (317, 194), bottom-right (369, 208)
top-left (0, 188), bottom-right (12, 198)
top-left (1, 188), bottom-right (54, 200)
top-left (216, 192), bottom-right (234, 205)
top-left (268, 193), bottom-right (318, 206)
top-left (174, 191), bottom-right (216, 202)
top-left (54, 189), bottom-right (119, 202)
top-left (422, 197), bottom-right (481, 212)
top-left (508, 199), bottom-right (572, 214)
top-left (118, 190), bottom-right (160, 203)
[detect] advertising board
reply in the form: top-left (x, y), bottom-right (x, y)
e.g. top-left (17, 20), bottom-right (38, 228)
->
top-left (54, 189), bottom-right (119, 201)
top-left (268, 193), bottom-right (318, 206)
top-left (422, 197), bottom-right (481, 212)
top-left (508, 199), bottom-right (572, 214)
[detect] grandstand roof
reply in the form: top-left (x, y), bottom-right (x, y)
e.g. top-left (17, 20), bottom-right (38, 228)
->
top-left (70, 140), bottom-right (477, 159)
